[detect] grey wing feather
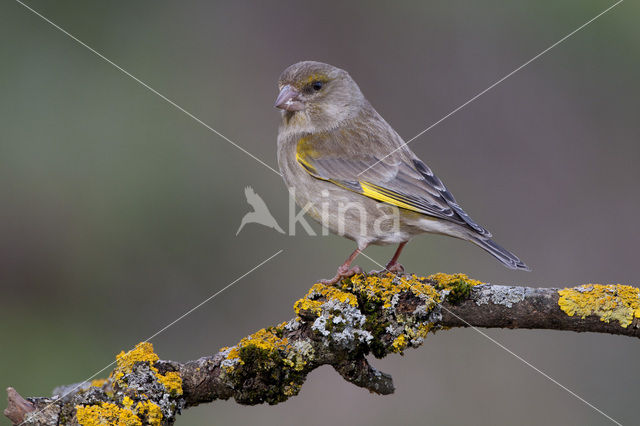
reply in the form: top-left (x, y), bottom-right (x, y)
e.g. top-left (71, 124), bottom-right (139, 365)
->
top-left (299, 120), bottom-right (491, 237)
top-left (411, 158), bottom-right (491, 236)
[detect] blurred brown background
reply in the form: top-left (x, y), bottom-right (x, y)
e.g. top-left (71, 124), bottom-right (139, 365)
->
top-left (1, 0), bottom-right (639, 425)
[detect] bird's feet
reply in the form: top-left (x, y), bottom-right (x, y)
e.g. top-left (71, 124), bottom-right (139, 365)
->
top-left (321, 264), bottom-right (364, 285)
top-left (370, 261), bottom-right (405, 275)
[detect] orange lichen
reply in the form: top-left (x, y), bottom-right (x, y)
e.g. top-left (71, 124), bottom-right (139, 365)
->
top-left (558, 284), bottom-right (640, 328)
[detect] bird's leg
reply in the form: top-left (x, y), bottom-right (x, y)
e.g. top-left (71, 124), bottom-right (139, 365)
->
top-left (371, 242), bottom-right (407, 275)
top-left (321, 247), bottom-right (364, 285)
top-left (385, 241), bottom-right (407, 273)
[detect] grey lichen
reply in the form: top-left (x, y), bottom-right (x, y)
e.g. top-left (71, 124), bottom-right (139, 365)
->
top-left (311, 299), bottom-right (374, 347)
top-left (474, 284), bottom-right (527, 308)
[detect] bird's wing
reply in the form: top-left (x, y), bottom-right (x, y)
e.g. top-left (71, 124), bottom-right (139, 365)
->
top-left (296, 120), bottom-right (490, 236)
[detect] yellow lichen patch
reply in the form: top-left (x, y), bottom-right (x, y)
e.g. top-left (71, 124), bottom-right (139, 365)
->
top-left (283, 350), bottom-right (308, 372)
top-left (346, 274), bottom-right (440, 309)
top-left (405, 322), bottom-right (434, 342)
top-left (111, 342), bottom-right (159, 383)
top-left (122, 397), bottom-right (134, 409)
top-left (109, 342), bottom-right (183, 396)
top-left (391, 318), bottom-right (435, 353)
top-left (90, 379), bottom-right (107, 388)
top-left (224, 327), bottom-right (292, 367)
top-left (293, 298), bottom-right (324, 317)
top-left (135, 401), bottom-right (163, 426)
top-left (294, 282), bottom-right (359, 316)
top-left (221, 323), bottom-right (313, 377)
top-left (157, 371), bottom-right (183, 396)
top-left (558, 284), bottom-right (640, 328)
top-left (225, 347), bottom-right (241, 363)
top-left (283, 381), bottom-right (303, 397)
top-left (76, 402), bottom-right (141, 426)
top-left (115, 342), bottom-right (159, 373)
top-left (427, 273), bottom-right (483, 289)
top-left (391, 335), bottom-right (407, 353)
top-left (243, 328), bottom-right (290, 352)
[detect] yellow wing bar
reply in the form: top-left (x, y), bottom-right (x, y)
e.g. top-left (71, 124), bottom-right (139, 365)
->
top-left (359, 181), bottom-right (426, 213)
top-left (296, 137), bottom-right (429, 214)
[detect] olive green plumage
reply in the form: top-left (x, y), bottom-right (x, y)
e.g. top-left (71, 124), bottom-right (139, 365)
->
top-left (275, 61), bottom-right (528, 280)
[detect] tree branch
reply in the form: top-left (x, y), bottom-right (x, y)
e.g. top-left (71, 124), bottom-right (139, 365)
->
top-left (6, 273), bottom-right (640, 425)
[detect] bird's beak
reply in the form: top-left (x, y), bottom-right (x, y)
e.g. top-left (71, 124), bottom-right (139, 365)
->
top-left (274, 85), bottom-right (304, 111)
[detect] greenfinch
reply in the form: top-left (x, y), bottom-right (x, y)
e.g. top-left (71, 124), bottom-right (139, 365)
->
top-left (275, 61), bottom-right (529, 283)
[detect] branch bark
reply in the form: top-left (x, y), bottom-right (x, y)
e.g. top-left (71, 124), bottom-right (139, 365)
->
top-left (6, 273), bottom-right (640, 425)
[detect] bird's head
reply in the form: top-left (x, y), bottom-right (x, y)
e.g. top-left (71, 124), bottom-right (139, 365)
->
top-left (275, 61), bottom-right (365, 132)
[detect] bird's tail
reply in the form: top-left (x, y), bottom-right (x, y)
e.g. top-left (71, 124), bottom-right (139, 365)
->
top-left (470, 236), bottom-right (530, 271)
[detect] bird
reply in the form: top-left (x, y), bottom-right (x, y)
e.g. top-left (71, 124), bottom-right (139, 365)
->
top-left (236, 186), bottom-right (285, 236)
top-left (275, 61), bottom-right (529, 284)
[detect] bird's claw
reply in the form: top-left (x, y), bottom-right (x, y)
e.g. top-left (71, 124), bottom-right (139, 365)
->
top-left (386, 262), bottom-right (405, 273)
top-left (369, 262), bottom-right (405, 276)
top-left (321, 265), bottom-right (364, 285)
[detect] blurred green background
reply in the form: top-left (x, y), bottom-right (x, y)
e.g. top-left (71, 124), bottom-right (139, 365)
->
top-left (2, 0), bottom-right (639, 425)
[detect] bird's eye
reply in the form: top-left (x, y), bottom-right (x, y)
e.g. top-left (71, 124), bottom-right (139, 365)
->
top-left (311, 81), bottom-right (324, 91)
